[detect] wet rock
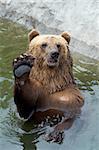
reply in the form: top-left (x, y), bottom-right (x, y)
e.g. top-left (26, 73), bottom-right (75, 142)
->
top-left (0, 0), bottom-right (99, 59)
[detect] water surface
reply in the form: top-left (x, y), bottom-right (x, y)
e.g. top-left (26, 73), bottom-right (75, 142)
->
top-left (0, 19), bottom-right (99, 150)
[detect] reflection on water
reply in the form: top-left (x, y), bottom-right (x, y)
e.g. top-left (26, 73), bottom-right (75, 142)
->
top-left (0, 19), bottom-right (99, 150)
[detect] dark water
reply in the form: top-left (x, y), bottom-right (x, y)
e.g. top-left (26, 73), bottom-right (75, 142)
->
top-left (0, 19), bottom-right (99, 150)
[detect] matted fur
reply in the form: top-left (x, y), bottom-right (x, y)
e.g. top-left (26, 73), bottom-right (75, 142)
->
top-left (27, 33), bottom-right (75, 94)
top-left (29, 47), bottom-right (75, 94)
top-left (13, 30), bottom-right (84, 123)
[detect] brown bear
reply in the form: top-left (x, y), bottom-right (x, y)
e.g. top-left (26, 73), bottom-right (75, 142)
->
top-left (13, 29), bottom-right (84, 143)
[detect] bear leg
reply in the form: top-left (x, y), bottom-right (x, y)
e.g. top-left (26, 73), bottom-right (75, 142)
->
top-left (13, 53), bottom-right (37, 120)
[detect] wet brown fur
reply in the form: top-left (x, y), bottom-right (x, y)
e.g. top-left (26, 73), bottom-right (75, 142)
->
top-left (28, 33), bottom-right (75, 94)
top-left (14, 30), bottom-right (84, 140)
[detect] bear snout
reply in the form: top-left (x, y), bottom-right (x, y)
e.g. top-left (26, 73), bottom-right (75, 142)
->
top-left (50, 51), bottom-right (59, 60)
top-left (46, 51), bottom-right (60, 67)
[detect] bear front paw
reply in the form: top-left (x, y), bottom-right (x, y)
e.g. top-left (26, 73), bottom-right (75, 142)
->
top-left (45, 130), bottom-right (64, 144)
top-left (13, 53), bottom-right (35, 78)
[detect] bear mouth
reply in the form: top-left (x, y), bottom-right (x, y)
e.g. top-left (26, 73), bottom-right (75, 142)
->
top-left (47, 58), bottom-right (59, 67)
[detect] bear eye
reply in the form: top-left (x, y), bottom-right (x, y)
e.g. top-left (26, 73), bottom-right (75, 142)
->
top-left (41, 43), bottom-right (48, 49)
top-left (56, 44), bottom-right (61, 49)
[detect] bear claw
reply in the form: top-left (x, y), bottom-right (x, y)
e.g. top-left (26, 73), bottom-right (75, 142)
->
top-left (13, 53), bottom-right (35, 78)
top-left (45, 130), bottom-right (64, 144)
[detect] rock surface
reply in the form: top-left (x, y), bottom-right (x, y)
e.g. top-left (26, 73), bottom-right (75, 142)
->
top-left (0, 0), bottom-right (99, 59)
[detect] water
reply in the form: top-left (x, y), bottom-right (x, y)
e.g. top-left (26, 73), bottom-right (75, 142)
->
top-left (0, 18), bottom-right (99, 150)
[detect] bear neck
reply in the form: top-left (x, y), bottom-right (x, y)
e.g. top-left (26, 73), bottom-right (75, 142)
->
top-left (30, 60), bottom-right (75, 94)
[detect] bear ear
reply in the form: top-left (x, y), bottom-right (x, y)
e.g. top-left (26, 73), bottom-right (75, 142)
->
top-left (61, 32), bottom-right (70, 44)
top-left (28, 29), bottom-right (39, 42)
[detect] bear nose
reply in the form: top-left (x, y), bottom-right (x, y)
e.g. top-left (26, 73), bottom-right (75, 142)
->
top-left (51, 52), bottom-right (59, 59)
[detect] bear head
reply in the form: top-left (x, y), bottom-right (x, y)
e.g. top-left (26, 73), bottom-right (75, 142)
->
top-left (28, 29), bottom-right (71, 68)
top-left (27, 29), bottom-right (74, 94)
